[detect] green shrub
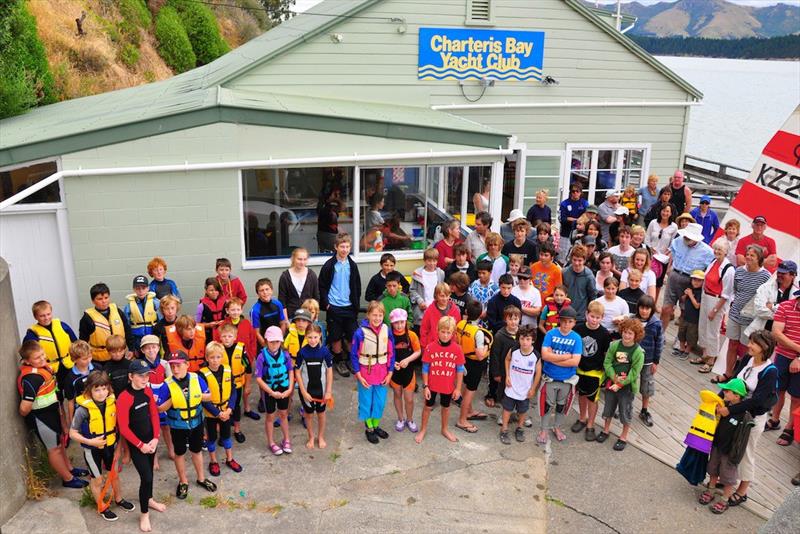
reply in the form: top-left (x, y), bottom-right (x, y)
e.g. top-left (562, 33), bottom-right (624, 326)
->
top-left (119, 0), bottom-right (152, 28)
top-left (168, 0), bottom-right (229, 65)
top-left (155, 6), bottom-right (195, 73)
top-left (119, 43), bottom-right (140, 69)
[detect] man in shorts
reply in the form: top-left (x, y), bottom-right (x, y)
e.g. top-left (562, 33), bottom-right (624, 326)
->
top-left (770, 292), bottom-right (800, 450)
top-left (660, 223), bottom-right (714, 331)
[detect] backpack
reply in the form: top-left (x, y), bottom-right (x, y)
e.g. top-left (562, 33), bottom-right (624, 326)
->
top-left (728, 412), bottom-right (754, 465)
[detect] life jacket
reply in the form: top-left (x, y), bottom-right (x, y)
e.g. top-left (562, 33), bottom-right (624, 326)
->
top-left (358, 324), bottom-right (389, 370)
top-left (259, 348), bottom-right (290, 390)
top-left (17, 365), bottom-right (58, 410)
top-left (165, 325), bottom-right (206, 373)
top-left (621, 193), bottom-right (638, 219)
top-left (223, 342), bottom-right (247, 388)
top-left (76, 393), bottom-right (117, 449)
top-left (126, 292), bottom-right (158, 335)
top-left (165, 373), bottom-right (203, 423)
top-left (542, 297), bottom-right (571, 332)
top-left (28, 320), bottom-right (74, 372)
top-left (199, 296), bottom-right (226, 323)
top-left (456, 320), bottom-right (493, 361)
top-left (200, 367), bottom-right (232, 417)
top-left (85, 305), bottom-right (125, 362)
top-left (283, 323), bottom-right (308, 359)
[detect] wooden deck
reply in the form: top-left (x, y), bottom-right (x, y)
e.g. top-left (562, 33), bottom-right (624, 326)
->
top-left (582, 322), bottom-right (799, 520)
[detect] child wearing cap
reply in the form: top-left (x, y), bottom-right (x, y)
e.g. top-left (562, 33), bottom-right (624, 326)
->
top-left (690, 196), bottom-right (720, 245)
top-left (388, 308), bottom-right (421, 433)
top-left (680, 271), bottom-right (704, 361)
top-left (125, 275), bottom-right (160, 351)
top-left (201, 341), bottom-right (242, 476)
top-left (512, 266), bottom-right (542, 332)
top-left (138, 334), bottom-right (173, 469)
top-left (255, 326), bottom-right (294, 455)
top-left (294, 324), bottom-right (334, 448)
top-left (698, 378), bottom-right (748, 514)
top-left (147, 257), bottom-right (181, 301)
top-left (284, 308), bottom-right (312, 421)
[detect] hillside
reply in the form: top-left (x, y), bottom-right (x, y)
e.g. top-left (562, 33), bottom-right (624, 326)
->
top-left (593, 0), bottom-right (800, 39)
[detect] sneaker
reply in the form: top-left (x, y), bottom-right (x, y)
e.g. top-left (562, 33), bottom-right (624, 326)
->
top-left (257, 398), bottom-right (266, 413)
top-left (201, 442), bottom-right (208, 451)
top-left (374, 427), bottom-right (389, 439)
top-left (335, 360), bottom-right (351, 378)
top-left (671, 347), bottom-right (683, 357)
top-left (115, 499), bottom-right (135, 512)
top-left (273, 419), bottom-right (281, 428)
top-left (523, 417), bottom-right (533, 428)
top-left (515, 427), bottom-right (525, 443)
top-left (234, 431), bottom-right (246, 443)
top-left (209, 462), bottom-right (221, 477)
top-left (570, 420), bottom-right (587, 433)
top-left (365, 429), bottom-right (379, 444)
top-left (270, 443), bottom-right (283, 456)
top-left (225, 459), bottom-right (243, 473)
top-left (244, 410), bottom-right (261, 421)
top-left (176, 483), bottom-right (189, 499)
top-left (395, 419), bottom-right (406, 432)
top-left (100, 507), bottom-right (118, 522)
top-left (196, 479), bottom-right (217, 492)
top-left (406, 420), bottom-right (419, 433)
top-left (70, 467), bottom-right (90, 478)
top-left (281, 440), bottom-right (293, 454)
top-left (497, 414), bottom-right (503, 425)
top-left (678, 351), bottom-right (690, 361)
top-left (499, 431), bottom-right (511, 445)
top-left (62, 477), bottom-right (89, 489)
top-left (640, 410), bottom-right (654, 427)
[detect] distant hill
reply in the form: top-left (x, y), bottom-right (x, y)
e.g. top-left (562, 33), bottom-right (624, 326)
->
top-left (589, 0), bottom-right (800, 38)
top-left (631, 34), bottom-right (800, 59)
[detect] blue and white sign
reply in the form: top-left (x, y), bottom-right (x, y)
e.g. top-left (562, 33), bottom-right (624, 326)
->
top-left (418, 27), bottom-right (545, 81)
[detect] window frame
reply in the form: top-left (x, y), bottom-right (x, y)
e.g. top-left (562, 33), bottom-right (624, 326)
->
top-left (561, 144), bottom-right (651, 204)
top-left (0, 157), bottom-right (63, 212)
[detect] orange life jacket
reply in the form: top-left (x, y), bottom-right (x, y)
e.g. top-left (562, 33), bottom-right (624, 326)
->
top-left (165, 325), bottom-right (206, 373)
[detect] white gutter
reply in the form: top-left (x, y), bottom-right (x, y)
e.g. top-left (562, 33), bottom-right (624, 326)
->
top-left (0, 148), bottom-right (512, 211)
top-left (432, 101), bottom-right (701, 111)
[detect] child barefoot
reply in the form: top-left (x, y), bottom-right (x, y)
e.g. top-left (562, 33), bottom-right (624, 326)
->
top-left (295, 324), bottom-right (333, 448)
top-left (255, 327), bottom-right (294, 455)
top-left (416, 316), bottom-right (465, 444)
top-left (388, 309), bottom-right (421, 432)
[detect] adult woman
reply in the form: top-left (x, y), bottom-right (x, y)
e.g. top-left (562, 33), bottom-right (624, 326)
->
top-left (713, 330), bottom-right (779, 509)
top-left (645, 203), bottom-right (677, 303)
top-left (595, 252), bottom-right (615, 297)
top-left (620, 248), bottom-right (657, 299)
top-left (585, 220), bottom-right (607, 252)
top-left (316, 185), bottom-right (341, 253)
top-left (721, 245), bottom-right (772, 377)
top-left (694, 240), bottom-right (735, 373)
top-left (643, 187), bottom-right (677, 228)
top-left (720, 219), bottom-right (741, 266)
top-left (278, 247), bottom-right (320, 319)
top-left (526, 189), bottom-right (552, 227)
top-left (638, 174), bottom-right (660, 224)
top-left (473, 178), bottom-right (490, 214)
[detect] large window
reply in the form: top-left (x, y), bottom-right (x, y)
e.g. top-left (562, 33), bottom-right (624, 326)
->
top-left (360, 166), bottom-right (426, 252)
top-left (565, 146), bottom-right (649, 205)
top-left (0, 160), bottom-right (60, 204)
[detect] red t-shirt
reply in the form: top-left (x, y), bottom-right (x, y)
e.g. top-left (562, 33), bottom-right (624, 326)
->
top-left (434, 238), bottom-right (461, 271)
top-left (423, 340), bottom-right (465, 394)
top-left (736, 234), bottom-right (777, 272)
top-left (773, 299), bottom-right (800, 360)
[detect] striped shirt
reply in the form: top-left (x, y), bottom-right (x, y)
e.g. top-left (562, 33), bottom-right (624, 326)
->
top-left (729, 267), bottom-right (772, 325)
top-left (773, 299), bottom-right (800, 359)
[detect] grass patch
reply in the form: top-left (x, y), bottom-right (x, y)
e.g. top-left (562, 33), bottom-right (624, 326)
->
top-left (78, 487), bottom-right (95, 508)
top-left (327, 499), bottom-right (349, 510)
top-left (329, 452), bottom-right (341, 463)
top-left (261, 504), bottom-right (284, 517)
top-left (246, 499), bottom-right (257, 510)
top-left (545, 495), bottom-right (565, 507)
top-left (199, 495), bottom-right (219, 508)
top-left (22, 443), bottom-right (56, 500)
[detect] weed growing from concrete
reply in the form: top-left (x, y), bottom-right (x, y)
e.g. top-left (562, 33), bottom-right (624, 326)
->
top-left (78, 487), bottom-right (95, 507)
top-left (23, 444), bottom-right (56, 500)
top-left (200, 496), bottom-right (219, 508)
top-left (329, 452), bottom-right (341, 462)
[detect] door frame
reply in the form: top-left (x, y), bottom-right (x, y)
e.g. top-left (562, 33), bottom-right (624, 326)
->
top-left (517, 149), bottom-right (566, 212)
top-left (562, 143), bottom-right (651, 202)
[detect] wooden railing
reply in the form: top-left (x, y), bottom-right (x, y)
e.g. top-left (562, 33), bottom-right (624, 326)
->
top-left (682, 154), bottom-right (748, 205)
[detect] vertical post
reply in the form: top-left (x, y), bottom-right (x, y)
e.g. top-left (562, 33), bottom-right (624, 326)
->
top-left (489, 158), bottom-right (505, 232)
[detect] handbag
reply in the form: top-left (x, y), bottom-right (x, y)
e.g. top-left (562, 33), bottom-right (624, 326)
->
top-left (728, 412), bottom-right (754, 465)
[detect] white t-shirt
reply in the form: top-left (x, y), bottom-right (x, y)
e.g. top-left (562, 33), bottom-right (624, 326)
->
top-left (290, 270), bottom-right (306, 297)
top-left (505, 348), bottom-right (539, 400)
top-left (422, 270), bottom-right (438, 305)
top-left (593, 296), bottom-right (630, 332)
top-left (608, 245), bottom-right (635, 273)
top-left (512, 285), bottom-right (542, 327)
top-left (621, 268), bottom-right (656, 294)
top-left (737, 359), bottom-right (771, 393)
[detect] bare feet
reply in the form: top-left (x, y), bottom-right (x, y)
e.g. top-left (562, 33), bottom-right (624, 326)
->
top-left (442, 430), bottom-right (458, 442)
top-left (139, 513), bottom-right (152, 532)
top-left (148, 499), bottom-right (166, 513)
top-left (414, 430), bottom-right (426, 444)
top-left (306, 439), bottom-right (315, 449)
top-left (318, 437), bottom-right (327, 449)
top-left (153, 459), bottom-right (160, 471)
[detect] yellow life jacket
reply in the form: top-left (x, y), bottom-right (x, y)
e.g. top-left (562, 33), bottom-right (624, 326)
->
top-left (85, 304), bottom-right (125, 362)
top-left (200, 366), bottom-right (232, 417)
top-left (126, 292), bottom-right (158, 328)
top-left (17, 366), bottom-right (58, 410)
top-left (456, 320), bottom-right (493, 361)
top-left (76, 393), bottom-right (117, 448)
top-left (28, 319), bottom-right (74, 372)
top-left (222, 342), bottom-right (247, 388)
top-left (358, 324), bottom-right (389, 368)
top-left (165, 373), bottom-right (203, 422)
top-left (283, 324), bottom-right (309, 360)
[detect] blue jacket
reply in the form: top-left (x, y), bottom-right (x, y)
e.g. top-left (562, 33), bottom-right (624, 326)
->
top-left (690, 207), bottom-right (720, 244)
top-left (559, 197), bottom-right (589, 237)
top-left (638, 314), bottom-right (663, 364)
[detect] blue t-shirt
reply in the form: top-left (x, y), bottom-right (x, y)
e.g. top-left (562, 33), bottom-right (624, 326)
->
top-left (329, 258), bottom-right (351, 307)
top-left (541, 328), bottom-right (582, 381)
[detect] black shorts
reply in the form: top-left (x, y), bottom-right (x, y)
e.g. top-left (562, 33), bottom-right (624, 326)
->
top-left (464, 358), bottom-right (487, 391)
top-left (300, 397), bottom-right (327, 414)
top-left (170, 424), bottom-right (204, 456)
top-left (84, 445), bottom-right (116, 478)
top-left (232, 386), bottom-right (243, 423)
top-left (326, 305), bottom-right (357, 346)
top-left (28, 406), bottom-right (63, 450)
top-left (205, 417), bottom-right (232, 444)
top-left (425, 391), bottom-right (452, 408)
top-left (263, 386), bottom-right (290, 414)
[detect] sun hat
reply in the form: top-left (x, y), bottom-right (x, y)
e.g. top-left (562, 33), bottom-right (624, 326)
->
top-left (677, 223), bottom-right (705, 243)
top-left (505, 209), bottom-right (526, 224)
top-left (139, 334), bottom-right (160, 348)
top-left (690, 269), bottom-right (705, 280)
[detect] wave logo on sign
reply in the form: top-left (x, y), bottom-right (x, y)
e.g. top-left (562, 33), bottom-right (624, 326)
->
top-left (418, 27), bottom-right (544, 81)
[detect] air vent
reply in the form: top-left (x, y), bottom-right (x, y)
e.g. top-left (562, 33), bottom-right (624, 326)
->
top-left (466, 0), bottom-right (494, 25)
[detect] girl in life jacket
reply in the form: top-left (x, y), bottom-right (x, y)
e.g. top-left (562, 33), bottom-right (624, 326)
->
top-left (69, 371), bottom-right (135, 521)
top-left (255, 327), bottom-right (295, 456)
top-left (197, 278), bottom-right (227, 341)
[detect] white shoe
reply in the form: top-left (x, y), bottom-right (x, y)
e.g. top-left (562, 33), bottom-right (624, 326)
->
top-left (497, 414), bottom-right (503, 425)
top-left (524, 417), bottom-right (533, 428)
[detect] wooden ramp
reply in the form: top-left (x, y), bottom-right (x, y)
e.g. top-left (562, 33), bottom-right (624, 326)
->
top-left (582, 322), bottom-right (799, 520)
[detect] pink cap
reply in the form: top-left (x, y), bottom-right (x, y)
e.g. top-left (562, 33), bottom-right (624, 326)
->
top-left (388, 308), bottom-right (408, 324)
top-left (265, 326), bottom-right (284, 342)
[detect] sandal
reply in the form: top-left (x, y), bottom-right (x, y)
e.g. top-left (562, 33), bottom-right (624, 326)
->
top-left (777, 429), bottom-right (794, 446)
top-left (689, 357), bottom-right (705, 365)
top-left (484, 397), bottom-right (496, 408)
top-left (698, 364), bottom-right (714, 374)
top-left (570, 420), bottom-right (587, 433)
top-left (710, 374), bottom-right (729, 384)
top-left (613, 439), bottom-right (627, 451)
top-left (698, 490), bottom-right (715, 505)
top-left (764, 418), bottom-right (781, 432)
top-left (584, 428), bottom-right (597, 442)
top-left (455, 423), bottom-right (479, 433)
top-left (727, 492), bottom-right (747, 506)
top-left (595, 431), bottom-right (609, 443)
top-left (467, 413), bottom-right (488, 421)
top-left (536, 430), bottom-right (548, 444)
top-left (710, 500), bottom-right (728, 514)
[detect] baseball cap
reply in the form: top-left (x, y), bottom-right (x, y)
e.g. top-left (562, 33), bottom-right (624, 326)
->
top-left (582, 235), bottom-right (597, 246)
top-left (777, 261), bottom-right (797, 274)
top-left (607, 190), bottom-right (621, 198)
top-left (585, 205), bottom-right (599, 214)
top-left (505, 209), bottom-right (526, 224)
top-left (690, 269), bottom-right (705, 280)
top-left (517, 266), bottom-right (532, 279)
top-left (389, 308), bottom-right (408, 324)
top-left (133, 275), bottom-right (149, 287)
top-left (129, 359), bottom-right (151, 375)
top-left (700, 195), bottom-right (711, 204)
top-left (139, 334), bottom-right (160, 348)
top-left (167, 350), bottom-right (189, 364)
top-left (265, 326), bottom-right (284, 342)
top-left (293, 309), bottom-right (313, 323)
top-left (753, 215), bottom-right (767, 224)
top-left (559, 306), bottom-right (577, 320)
top-left (718, 378), bottom-right (747, 398)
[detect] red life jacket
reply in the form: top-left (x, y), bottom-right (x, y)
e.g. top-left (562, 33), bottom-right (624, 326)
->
top-left (200, 296), bottom-right (226, 323)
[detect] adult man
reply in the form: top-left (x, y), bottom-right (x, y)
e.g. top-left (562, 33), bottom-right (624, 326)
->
top-left (736, 215), bottom-right (778, 272)
top-left (558, 185), bottom-right (588, 260)
top-left (561, 244), bottom-right (595, 323)
top-left (466, 211), bottom-right (491, 261)
top-left (690, 195), bottom-right (720, 244)
top-left (500, 209), bottom-right (527, 244)
top-left (597, 190), bottom-right (621, 244)
top-left (745, 261), bottom-right (798, 337)
top-left (660, 223), bottom-right (714, 331)
top-left (667, 170), bottom-right (692, 214)
top-left (766, 290), bottom-right (800, 452)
